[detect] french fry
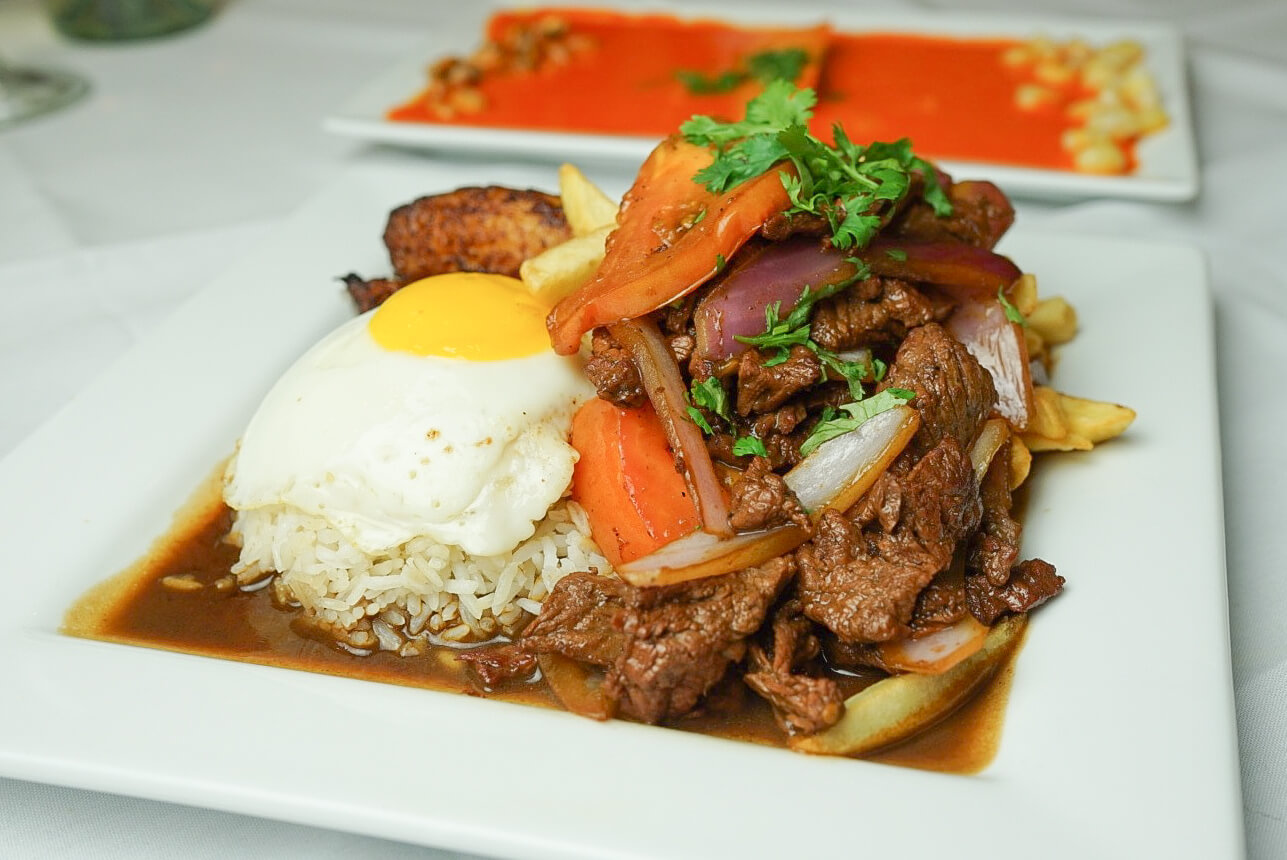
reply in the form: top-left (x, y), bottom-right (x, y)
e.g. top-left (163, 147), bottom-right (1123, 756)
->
top-left (558, 163), bottom-right (618, 236)
top-left (1022, 385), bottom-right (1135, 452)
top-left (1010, 272), bottom-right (1039, 316)
top-left (1027, 296), bottom-right (1078, 345)
top-left (520, 225), bottom-right (611, 304)
top-left (1010, 436), bottom-right (1032, 489)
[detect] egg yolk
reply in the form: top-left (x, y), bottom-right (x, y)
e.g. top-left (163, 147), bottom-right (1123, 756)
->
top-left (369, 273), bottom-right (553, 360)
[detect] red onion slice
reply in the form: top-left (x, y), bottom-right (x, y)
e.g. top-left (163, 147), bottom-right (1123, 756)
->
top-left (947, 299), bottom-right (1035, 430)
top-left (859, 239), bottom-right (1022, 296)
top-left (609, 318), bottom-right (732, 538)
top-left (693, 238), bottom-right (860, 365)
top-left (616, 405), bottom-right (919, 588)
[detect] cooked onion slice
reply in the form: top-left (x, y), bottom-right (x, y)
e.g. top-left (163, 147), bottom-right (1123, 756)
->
top-left (947, 298), bottom-right (1035, 430)
top-left (537, 654), bottom-right (614, 721)
top-left (968, 418), bottom-right (1010, 483)
top-left (609, 318), bottom-right (733, 538)
top-left (791, 614), bottom-right (1027, 757)
top-left (859, 239), bottom-right (1022, 296)
top-left (875, 615), bottom-right (991, 675)
top-left (617, 405), bottom-right (920, 587)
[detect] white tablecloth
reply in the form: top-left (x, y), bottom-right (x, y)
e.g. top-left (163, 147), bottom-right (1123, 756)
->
top-left (1, 0), bottom-right (1283, 856)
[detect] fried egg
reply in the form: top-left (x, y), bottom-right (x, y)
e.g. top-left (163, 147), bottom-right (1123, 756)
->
top-left (223, 273), bottom-right (594, 558)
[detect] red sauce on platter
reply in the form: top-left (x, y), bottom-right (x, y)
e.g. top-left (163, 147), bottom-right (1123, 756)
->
top-left (388, 8), bottom-right (1119, 172)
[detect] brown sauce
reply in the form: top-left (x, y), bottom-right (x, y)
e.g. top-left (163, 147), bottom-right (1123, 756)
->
top-left (63, 466), bottom-right (1020, 774)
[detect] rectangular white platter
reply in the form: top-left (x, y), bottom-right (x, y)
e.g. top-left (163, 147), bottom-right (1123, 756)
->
top-left (324, 1), bottom-right (1199, 203)
top-left (0, 156), bottom-right (1239, 859)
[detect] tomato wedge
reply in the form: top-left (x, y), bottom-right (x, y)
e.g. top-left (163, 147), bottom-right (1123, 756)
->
top-left (547, 136), bottom-right (793, 355)
top-left (570, 398), bottom-right (700, 567)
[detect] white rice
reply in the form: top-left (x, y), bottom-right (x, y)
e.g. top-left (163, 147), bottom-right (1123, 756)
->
top-left (227, 499), bottom-right (609, 649)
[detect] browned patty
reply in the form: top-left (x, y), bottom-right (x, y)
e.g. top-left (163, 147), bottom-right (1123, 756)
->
top-left (383, 186), bottom-right (572, 282)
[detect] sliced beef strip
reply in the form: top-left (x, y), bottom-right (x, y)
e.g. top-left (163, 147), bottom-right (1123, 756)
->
top-left (341, 273), bottom-right (404, 314)
top-left (607, 557), bottom-right (795, 724)
top-left (759, 210), bottom-right (831, 242)
top-left (796, 437), bottom-right (981, 642)
top-left (585, 329), bottom-right (647, 408)
top-left (519, 571), bottom-right (628, 667)
top-left (518, 561), bottom-right (793, 724)
top-left (966, 558), bottom-right (1064, 625)
top-left (736, 345), bottom-right (822, 416)
top-left (728, 456), bottom-right (809, 532)
top-left (822, 634), bottom-right (890, 673)
top-left (811, 278), bottom-right (940, 353)
top-left (457, 644), bottom-right (538, 688)
top-left (970, 438), bottom-right (1022, 587)
top-left (909, 568), bottom-right (970, 634)
top-left (668, 333), bottom-right (696, 367)
top-left (744, 600), bottom-right (844, 735)
top-left (888, 180), bottom-right (1015, 250)
top-left (883, 322), bottom-right (998, 458)
top-left (384, 186), bottom-right (571, 282)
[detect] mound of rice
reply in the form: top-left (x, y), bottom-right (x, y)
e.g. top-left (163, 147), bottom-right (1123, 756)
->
top-left (227, 499), bottom-right (610, 653)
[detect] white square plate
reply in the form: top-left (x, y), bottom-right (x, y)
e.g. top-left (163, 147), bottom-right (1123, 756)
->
top-left (324, 3), bottom-right (1199, 202)
top-left (0, 158), bottom-right (1239, 859)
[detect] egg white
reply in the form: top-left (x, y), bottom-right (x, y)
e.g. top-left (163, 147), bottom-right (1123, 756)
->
top-left (224, 310), bottom-right (594, 558)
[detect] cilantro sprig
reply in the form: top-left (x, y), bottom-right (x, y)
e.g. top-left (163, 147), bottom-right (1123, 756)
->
top-left (799, 388), bottom-right (915, 456)
top-left (681, 80), bottom-right (951, 252)
top-left (998, 286), bottom-right (1026, 325)
top-left (732, 435), bottom-right (769, 458)
top-left (686, 376), bottom-right (732, 435)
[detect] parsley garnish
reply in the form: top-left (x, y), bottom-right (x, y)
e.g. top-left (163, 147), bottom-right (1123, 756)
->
top-left (885, 248), bottom-right (908, 261)
top-left (691, 208), bottom-right (707, 226)
top-left (681, 81), bottom-right (951, 251)
top-left (686, 406), bottom-right (715, 435)
top-left (714, 253), bottom-right (727, 273)
top-left (734, 278), bottom-right (875, 398)
top-left (732, 435), bottom-right (769, 458)
top-left (799, 388), bottom-right (915, 456)
top-left (998, 286), bottom-right (1025, 326)
top-left (686, 376), bottom-right (731, 435)
top-left (676, 48), bottom-right (811, 95)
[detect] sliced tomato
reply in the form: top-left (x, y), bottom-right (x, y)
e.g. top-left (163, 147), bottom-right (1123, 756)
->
top-left (547, 136), bottom-right (793, 355)
top-left (570, 398), bottom-right (700, 567)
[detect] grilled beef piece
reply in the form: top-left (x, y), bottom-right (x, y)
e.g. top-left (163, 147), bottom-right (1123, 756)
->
top-left (744, 600), bottom-right (844, 734)
top-left (661, 293), bottom-right (697, 336)
top-left (457, 644), bottom-right (538, 688)
top-left (889, 180), bottom-right (1015, 250)
top-left (341, 273), bottom-right (404, 314)
top-left (518, 560), bottom-right (793, 724)
top-left (822, 634), bottom-right (890, 673)
top-left (728, 456), bottom-right (809, 532)
top-left (909, 569), bottom-right (970, 634)
top-left (519, 572), bottom-right (628, 666)
top-left (384, 186), bottom-right (571, 282)
top-left (736, 345), bottom-right (821, 416)
top-left (709, 402), bottom-right (811, 471)
top-left (966, 558), bottom-right (1064, 625)
top-left (796, 437), bottom-right (981, 642)
top-left (759, 210), bottom-right (831, 242)
top-left (608, 557), bottom-right (795, 723)
top-left (585, 329), bottom-right (646, 408)
top-left (668, 333), bottom-right (696, 366)
top-left (970, 438), bottom-right (1023, 587)
top-left (883, 323), bottom-right (998, 457)
top-left (811, 278), bottom-right (941, 352)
